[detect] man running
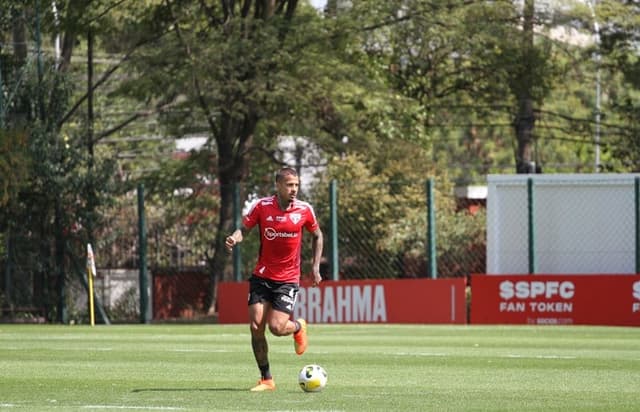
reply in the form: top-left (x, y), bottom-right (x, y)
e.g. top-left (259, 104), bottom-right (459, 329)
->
top-left (225, 167), bottom-right (324, 392)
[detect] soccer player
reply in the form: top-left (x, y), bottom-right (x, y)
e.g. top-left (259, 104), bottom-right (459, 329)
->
top-left (225, 167), bottom-right (324, 392)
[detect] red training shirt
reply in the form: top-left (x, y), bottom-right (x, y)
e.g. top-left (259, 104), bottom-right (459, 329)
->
top-left (243, 195), bottom-right (319, 283)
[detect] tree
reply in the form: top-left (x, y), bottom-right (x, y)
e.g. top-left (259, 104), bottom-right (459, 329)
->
top-left (115, 0), bottom-right (358, 313)
top-left (0, 0), bottom-right (125, 321)
top-left (348, 0), bottom-right (629, 177)
top-left (590, 0), bottom-right (640, 170)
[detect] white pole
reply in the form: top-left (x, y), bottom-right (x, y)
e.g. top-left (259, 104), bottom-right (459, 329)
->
top-left (52, 1), bottom-right (61, 62)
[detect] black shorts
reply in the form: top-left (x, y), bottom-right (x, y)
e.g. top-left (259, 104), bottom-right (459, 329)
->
top-left (248, 275), bottom-right (299, 315)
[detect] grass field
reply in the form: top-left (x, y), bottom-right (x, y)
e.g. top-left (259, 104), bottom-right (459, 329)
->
top-left (1, 324), bottom-right (639, 411)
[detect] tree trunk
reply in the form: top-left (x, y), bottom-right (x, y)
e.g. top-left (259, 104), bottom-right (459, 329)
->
top-left (515, 98), bottom-right (536, 173)
top-left (54, 199), bottom-right (67, 323)
top-left (514, 0), bottom-right (537, 174)
top-left (11, 7), bottom-right (27, 64)
top-left (205, 111), bottom-right (256, 315)
top-left (205, 183), bottom-right (235, 315)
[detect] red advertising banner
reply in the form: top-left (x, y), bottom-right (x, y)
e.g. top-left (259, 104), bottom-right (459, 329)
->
top-left (218, 278), bottom-right (467, 324)
top-left (471, 274), bottom-right (640, 326)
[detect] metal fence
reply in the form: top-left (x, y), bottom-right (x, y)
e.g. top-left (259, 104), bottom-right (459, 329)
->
top-left (5, 175), bottom-right (640, 323)
top-left (91, 179), bottom-right (487, 279)
top-left (304, 179), bottom-right (486, 280)
top-left (1, 178), bottom-right (487, 323)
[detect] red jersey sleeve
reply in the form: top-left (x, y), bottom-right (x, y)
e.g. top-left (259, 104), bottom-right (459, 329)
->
top-left (304, 204), bottom-right (319, 233)
top-left (242, 199), bottom-right (261, 229)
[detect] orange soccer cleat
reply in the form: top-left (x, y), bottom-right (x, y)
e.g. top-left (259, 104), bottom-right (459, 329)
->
top-left (250, 378), bottom-right (276, 392)
top-left (293, 318), bottom-right (308, 355)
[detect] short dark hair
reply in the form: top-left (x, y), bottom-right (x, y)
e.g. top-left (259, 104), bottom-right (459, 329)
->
top-left (276, 167), bottom-right (298, 182)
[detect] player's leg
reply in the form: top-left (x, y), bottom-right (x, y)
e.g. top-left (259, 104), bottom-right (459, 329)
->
top-left (248, 276), bottom-right (276, 392)
top-left (249, 301), bottom-right (276, 391)
top-left (267, 282), bottom-right (307, 355)
top-left (249, 301), bottom-right (269, 372)
top-left (266, 308), bottom-right (298, 336)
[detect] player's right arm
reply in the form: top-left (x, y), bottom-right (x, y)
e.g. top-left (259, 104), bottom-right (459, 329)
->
top-left (225, 197), bottom-right (260, 252)
top-left (225, 225), bottom-right (248, 252)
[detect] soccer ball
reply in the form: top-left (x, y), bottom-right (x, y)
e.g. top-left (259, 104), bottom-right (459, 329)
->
top-left (298, 364), bottom-right (328, 392)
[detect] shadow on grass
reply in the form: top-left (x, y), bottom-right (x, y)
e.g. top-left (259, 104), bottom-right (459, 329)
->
top-left (132, 388), bottom-right (246, 393)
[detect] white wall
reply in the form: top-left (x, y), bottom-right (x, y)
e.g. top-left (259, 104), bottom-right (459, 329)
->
top-left (95, 269), bottom-right (140, 308)
top-left (487, 174), bottom-right (639, 274)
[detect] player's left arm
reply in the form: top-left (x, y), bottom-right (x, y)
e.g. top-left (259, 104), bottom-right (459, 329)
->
top-left (309, 227), bottom-right (323, 286)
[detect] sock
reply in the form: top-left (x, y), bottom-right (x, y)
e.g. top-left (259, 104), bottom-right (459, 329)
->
top-left (259, 364), bottom-right (272, 380)
top-left (294, 320), bottom-right (301, 334)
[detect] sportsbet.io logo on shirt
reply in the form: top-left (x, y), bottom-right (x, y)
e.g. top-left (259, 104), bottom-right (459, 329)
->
top-left (264, 227), bottom-right (299, 240)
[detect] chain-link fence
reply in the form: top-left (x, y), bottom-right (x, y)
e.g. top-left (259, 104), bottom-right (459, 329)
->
top-left (36, 174), bottom-right (640, 322)
top-left (7, 175), bottom-right (640, 323)
top-left (305, 179), bottom-right (486, 280)
top-left (0, 211), bottom-right (95, 324)
top-left (2, 178), bottom-right (487, 323)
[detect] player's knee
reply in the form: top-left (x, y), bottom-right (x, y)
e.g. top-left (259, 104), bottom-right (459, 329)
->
top-left (267, 320), bottom-right (287, 336)
top-left (250, 321), bottom-right (265, 335)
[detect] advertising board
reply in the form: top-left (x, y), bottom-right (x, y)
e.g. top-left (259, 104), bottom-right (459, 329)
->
top-left (218, 278), bottom-right (467, 324)
top-left (472, 274), bottom-right (640, 326)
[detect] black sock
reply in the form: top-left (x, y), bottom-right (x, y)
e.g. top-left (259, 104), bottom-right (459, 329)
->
top-left (259, 364), bottom-right (272, 380)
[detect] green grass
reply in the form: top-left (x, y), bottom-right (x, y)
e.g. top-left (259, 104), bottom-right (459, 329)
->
top-left (1, 324), bottom-right (639, 411)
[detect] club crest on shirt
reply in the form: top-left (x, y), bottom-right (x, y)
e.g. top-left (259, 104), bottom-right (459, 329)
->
top-left (290, 213), bottom-right (301, 224)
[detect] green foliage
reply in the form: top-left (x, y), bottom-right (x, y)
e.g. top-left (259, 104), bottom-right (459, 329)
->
top-left (589, 0), bottom-right (640, 171)
top-left (0, 7), bottom-right (120, 311)
top-left (347, 0), bottom-right (640, 177)
top-left (310, 147), bottom-right (485, 278)
top-left (0, 129), bottom-right (30, 208)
